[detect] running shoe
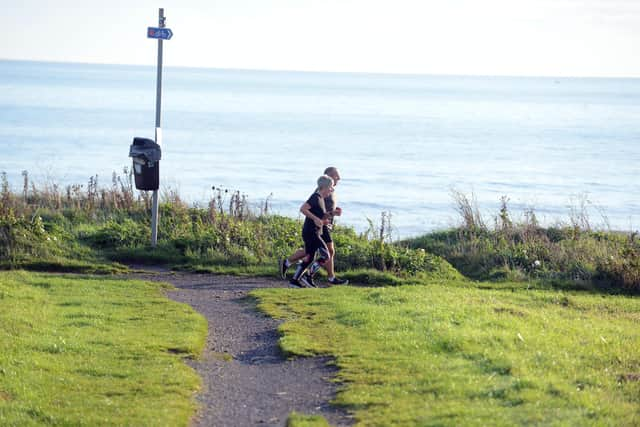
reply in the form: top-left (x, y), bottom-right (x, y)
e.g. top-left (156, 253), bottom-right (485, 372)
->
top-left (328, 277), bottom-right (349, 285)
top-left (288, 279), bottom-right (303, 288)
top-left (279, 258), bottom-right (288, 279)
top-left (299, 274), bottom-right (317, 288)
top-left (307, 273), bottom-right (319, 287)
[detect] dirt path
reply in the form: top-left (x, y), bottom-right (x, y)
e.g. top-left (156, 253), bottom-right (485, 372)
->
top-left (130, 269), bottom-right (353, 427)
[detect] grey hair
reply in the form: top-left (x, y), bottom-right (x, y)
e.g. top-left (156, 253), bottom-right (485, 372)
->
top-left (317, 175), bottom-right (334, 190)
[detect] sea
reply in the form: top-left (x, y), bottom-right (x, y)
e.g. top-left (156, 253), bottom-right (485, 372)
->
top-left (1, 60), bottom-right (639, 238)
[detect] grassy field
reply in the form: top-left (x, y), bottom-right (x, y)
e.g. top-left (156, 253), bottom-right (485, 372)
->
top-left (1, 271), bottom-right (639, 426)
top-left (1, 177), bottom-right (639, 425)
top-left (0, 271), bottom-right (207, 426)
top-left (256, 281), bottom-right (640, 426)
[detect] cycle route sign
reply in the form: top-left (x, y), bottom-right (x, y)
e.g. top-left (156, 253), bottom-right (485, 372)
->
top-left (147, 27), bottom-right (173, 40)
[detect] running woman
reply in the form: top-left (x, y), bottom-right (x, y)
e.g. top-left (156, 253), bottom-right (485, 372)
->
top-left (281, 167), bottom-right (349, 285)
top-left (289, 175), bottom-right (334, 288)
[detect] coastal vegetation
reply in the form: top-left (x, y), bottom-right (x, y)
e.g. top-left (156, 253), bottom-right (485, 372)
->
top-left (0, 171), bottom-right (459, 284)
top-left (1, 171), bottom-right (638, 291)
top-left (1, 171), bottom-right (639, 426)
top-left (405, 192), bottom-right (640, 291)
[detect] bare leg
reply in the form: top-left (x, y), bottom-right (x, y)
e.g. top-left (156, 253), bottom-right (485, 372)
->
top-left (280, 247), bottom-right (307, 279)
top-left (325, 241), bottom-right (336, 278)
top-left (287, 248), bottom-right (306, 264)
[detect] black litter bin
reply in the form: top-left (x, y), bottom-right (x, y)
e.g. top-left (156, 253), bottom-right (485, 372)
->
top-left (129, 137), bottom-right (162, 191)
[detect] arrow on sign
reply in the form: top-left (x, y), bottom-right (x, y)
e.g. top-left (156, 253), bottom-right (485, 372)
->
top-left (147, 27), bottom-right (173, 40)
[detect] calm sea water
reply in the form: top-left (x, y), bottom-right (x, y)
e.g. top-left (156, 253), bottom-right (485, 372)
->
top-left (1, 60), bottom-right (639, 237)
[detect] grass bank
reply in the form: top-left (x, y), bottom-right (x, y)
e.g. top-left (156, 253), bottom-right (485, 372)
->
top-left (0, 271), bottom-right (207, 426)
top-left (255, 281), bottom-right (640, 426)
top-left (1, 172), bottom-right (639, 425)
top-left (2, 172), bottom-right (638, 292)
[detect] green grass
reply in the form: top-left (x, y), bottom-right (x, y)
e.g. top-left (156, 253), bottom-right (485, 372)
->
top-left (0, 258), bottom-right (129, 275)
top-left (254, 281), bottom-right (640, 426)
top-left (0, 271), bottom-right (207, 426)
top-left (174, 263), bottom-right (276, 277)
top-left (286, 411), bottom-right (331, 426)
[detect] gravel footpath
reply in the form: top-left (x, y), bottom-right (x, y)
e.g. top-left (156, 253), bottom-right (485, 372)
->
top-left (129, 268), bottom-right (353, 427)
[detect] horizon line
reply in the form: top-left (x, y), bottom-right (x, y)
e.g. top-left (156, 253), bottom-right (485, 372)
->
top-left (2, 57), bottom-right (640, 81)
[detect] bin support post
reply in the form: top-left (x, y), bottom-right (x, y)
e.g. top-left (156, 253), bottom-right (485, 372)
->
top-left (151, 7), bottom-right (165, 248)
top-left (151, 190), bottom-right (159, 246)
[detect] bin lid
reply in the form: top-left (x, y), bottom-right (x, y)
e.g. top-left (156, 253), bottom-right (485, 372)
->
top-left (129, 137), bottom-right (162, 162)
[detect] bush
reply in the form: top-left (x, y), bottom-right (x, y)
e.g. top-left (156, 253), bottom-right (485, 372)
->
top-left (0, 211), bottom-right (65, 264)
top-left (595, 234), bottom-right (640, 289)
top-left (404, 194), bottom-right (640, 291)
top-left (2, 174), bottom-right (637, 291)
top-left (84, 218), bottom-right (150, 248)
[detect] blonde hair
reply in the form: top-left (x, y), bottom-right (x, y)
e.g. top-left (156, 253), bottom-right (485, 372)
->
top-left (317, 175), bottom-right (334, 190)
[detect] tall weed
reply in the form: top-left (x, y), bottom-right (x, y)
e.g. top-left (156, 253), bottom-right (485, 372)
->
top-left (406, 191), bottom-right (640, 291)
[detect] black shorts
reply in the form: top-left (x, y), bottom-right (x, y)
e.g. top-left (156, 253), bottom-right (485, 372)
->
top-left (303, 231), bottom-right (328, 260)
top-left (321, 226), bottom-right (333, 244)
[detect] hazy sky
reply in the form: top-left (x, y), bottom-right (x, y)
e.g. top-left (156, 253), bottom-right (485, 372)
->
top-left (3, 0), bottom-right (640, 77)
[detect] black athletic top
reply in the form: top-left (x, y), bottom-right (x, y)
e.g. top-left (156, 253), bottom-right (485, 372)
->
top-left (302, 192), bottom-right (327, 236)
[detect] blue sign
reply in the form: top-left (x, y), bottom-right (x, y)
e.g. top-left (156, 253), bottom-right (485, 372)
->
top-left (147, 27), bottom-right (173, 40)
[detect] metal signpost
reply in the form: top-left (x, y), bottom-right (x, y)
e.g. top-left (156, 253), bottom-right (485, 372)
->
top-left (147, 8), bottom-right (172, 247)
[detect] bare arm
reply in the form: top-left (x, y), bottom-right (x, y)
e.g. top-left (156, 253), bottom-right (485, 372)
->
top-left (300, 202), bottom-right (327, 228)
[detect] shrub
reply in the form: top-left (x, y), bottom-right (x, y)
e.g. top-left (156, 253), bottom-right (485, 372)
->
top-left (595, 234), bottom-right (640, 289)
top-left (404, 192), bottom-right (640, 291)
top-left (0, 211), bottom-right (64, 265)
top-left (2, 174), bottom-right (638, 291)
top-left (84, 218), bottom-right (149, 248)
